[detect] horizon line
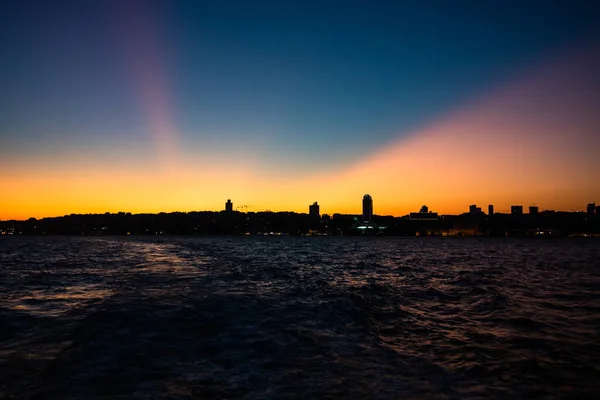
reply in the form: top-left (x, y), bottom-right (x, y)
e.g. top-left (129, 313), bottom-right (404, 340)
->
top-left (2, 204), bottom-right (597, 222)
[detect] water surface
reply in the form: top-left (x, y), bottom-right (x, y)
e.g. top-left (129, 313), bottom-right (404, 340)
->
top-left (1, 237), bottom-right (599, 399)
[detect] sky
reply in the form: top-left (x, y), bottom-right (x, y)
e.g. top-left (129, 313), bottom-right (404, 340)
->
top-left (1, 0), bottom-right (600, 219)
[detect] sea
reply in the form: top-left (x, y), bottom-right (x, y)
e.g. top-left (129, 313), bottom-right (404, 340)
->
top-left (1, 236), bottom-right (599, 399)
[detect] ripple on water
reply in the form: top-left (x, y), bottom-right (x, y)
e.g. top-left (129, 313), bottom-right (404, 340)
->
top-left (0, 236), bottom-right (599, 399)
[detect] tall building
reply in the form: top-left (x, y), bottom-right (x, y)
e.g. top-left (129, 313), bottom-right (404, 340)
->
top-left (488, 205), bottom-right (494, 215)
top-left (362, 194), bottom-right (373, 223)
top-left (309, 201), bottom-right (320, 219)
top-left (529, 205), bottom-right (539, 214)
top-left (469, 204), bottom-right (482, 215)
top-left (587, 203), bottom-right (596, 215)
top-left (225, 199), bottom-right (233, 212)
top-left (511, 205), bottom-right (523, 215)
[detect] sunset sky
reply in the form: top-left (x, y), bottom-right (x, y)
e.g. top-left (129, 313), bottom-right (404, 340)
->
top-left (1, 1), bottom-right (600, 220)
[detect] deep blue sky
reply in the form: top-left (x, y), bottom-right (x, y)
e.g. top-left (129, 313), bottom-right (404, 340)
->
top-left (1, 0), bottom-right (600, 169)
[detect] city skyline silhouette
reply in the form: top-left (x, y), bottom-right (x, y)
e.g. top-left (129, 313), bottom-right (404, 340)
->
top-left (1, 194), bottom-right (598, 238)
top-left (1, 194), bottom-right (598, 223)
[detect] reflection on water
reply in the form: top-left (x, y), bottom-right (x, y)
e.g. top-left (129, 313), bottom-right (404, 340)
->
top-left (10, 284), bottom-right (113, 317)
top-left (0, 236), bottom-right (599, 399)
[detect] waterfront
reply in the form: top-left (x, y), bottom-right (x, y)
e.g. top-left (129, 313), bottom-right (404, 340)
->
top-left (1, 237), bottom-right (599, 399)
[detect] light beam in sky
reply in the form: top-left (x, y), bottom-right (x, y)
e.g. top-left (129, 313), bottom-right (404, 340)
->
top-left (116, 0), bottom-right (181, 170)
top-left (303, 43), bottom-right (600, 215)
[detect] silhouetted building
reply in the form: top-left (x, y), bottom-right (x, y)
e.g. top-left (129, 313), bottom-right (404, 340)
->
top-left (529, 206), bottom-right (539, 215)
top-left (309, 201), bottom-right (320, 219)
top-left (596, 206), bottom-right (600, 215)
top-left (511, 205), bottom-right (523, 215)
top-left (469, 205), bottom-right (482, 215)
top-left (587, 203), bottom-right (596, 215)
top-left (225, 199), bottom-right (233, 212)
top-left (362, 194), bottom-right (373, 223)
top-left (409, 205), bottom-right (438, 220)
top-left (488, 205), bottom-right (494, 215)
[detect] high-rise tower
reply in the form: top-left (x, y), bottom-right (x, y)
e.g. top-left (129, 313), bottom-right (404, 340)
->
top-left (362, 194), bottom-right (373, 223)
top-left (309, 201), bottom-right (320, 219)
